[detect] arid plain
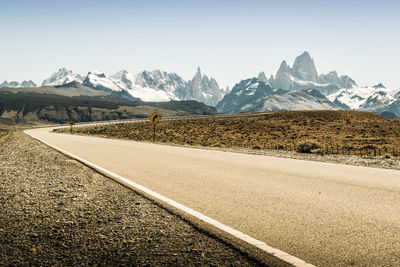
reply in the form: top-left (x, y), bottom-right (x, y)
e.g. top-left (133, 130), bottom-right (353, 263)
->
top-left (65, 110), bottom-right (400, 158)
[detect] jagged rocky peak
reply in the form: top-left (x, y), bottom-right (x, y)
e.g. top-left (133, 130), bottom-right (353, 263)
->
top-left (188, 67), bottom-right (204, 88)
top-left (9, 81), bottom-right (21, 87)
top-left (0, 81), bottom-right (10, 87)
top-left (0, 81), bottom-right (7, 87)
top-left (269, 51), bottom-right (357, 94)
top-left (0, 80), bottom-right (20, 87)
top-left (319, 71), bottom-right (341, 85)
top-left (110, 70), bottom-right (136, 89)
top-left (268, 75), bottom-right (275, 86)
top-left (274, 60), bottom-right (292, 90)
top-left (195, 66), bottom-right (202, 75)
top-left (191, 67), bottom-right (203, 83)
top-left (339, 75), bottom-right (356, 89)
top-left (277, 60), bottom-right (290, 73)
top-left (21, 80), bottom-right (37, 87)
top-left (185, 67), bottom-right (225, 107)
top-left (373, 83), bottom-right (386, 89)
top-left (257, 72), bottom-right (268, 83)
top-left (292, 51), bottom-right (319, 82)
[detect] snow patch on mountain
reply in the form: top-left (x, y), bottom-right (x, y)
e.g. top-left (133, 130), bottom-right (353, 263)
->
top-left (83, 71), bottom-right (124, 92)
top-left (126, 85), bottom-right (171, 102)
top-left (42, 68), bottom-right (84, 87)
top-left (260, 89), bottom-right (338, 112)
top-left (327, 84), bottom-right (400, 110)
top-left (109, 69), bottom-right (183, 102)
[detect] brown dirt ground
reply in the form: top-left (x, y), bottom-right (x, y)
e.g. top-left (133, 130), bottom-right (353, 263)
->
top-left (65, 110), bottom-right (400, 158)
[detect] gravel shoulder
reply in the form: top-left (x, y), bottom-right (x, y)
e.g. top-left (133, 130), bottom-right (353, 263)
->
top-left (187, 144), bottom-right (400, 171)
top-left (0, 131), bottom-right (262, 266)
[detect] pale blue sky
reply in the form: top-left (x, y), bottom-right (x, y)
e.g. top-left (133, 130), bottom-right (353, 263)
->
top-left (1, 0), bottom-right (399, 88)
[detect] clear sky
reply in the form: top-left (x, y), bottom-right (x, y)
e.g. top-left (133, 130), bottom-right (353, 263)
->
top-left (1, 0), bottom-right (399, 89)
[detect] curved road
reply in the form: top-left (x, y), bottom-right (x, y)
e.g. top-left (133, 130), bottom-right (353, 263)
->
top-left (26, 128), bottom-right (400, 266)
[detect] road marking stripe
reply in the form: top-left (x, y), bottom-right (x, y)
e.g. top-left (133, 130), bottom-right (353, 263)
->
top-left (26, 130), bottom-right (315, 267)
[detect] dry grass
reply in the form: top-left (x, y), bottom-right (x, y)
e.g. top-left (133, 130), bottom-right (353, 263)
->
top-left (0, 130), bottom-right (9, 140)
top-left (66, 110), bottom-right (400, 157)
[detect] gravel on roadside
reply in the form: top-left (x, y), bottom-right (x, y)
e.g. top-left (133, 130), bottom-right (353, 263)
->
top-left (204, 145), bottom-right (400, 171)
top-left (0, 132), bottom-right (262, 266)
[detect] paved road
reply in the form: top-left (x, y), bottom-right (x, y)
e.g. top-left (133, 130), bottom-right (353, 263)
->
top-left (26, 128), bottom-right (400, 267)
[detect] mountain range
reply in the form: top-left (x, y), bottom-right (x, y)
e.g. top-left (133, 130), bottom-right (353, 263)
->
top-left (217, 52), bottom-right (400, 117)
top-left (2, 67), bottom-right (226, 107)
top-left (1, 52), bottom-right (399, 117)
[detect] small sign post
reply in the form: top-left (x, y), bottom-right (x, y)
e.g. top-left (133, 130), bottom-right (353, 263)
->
top-left (69, 120), bottom-right (75, 134)
top-left (149, 112), bottom-right (161, 142)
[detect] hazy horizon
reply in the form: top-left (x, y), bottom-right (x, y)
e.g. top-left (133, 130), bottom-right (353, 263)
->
top-left (1, 0), bottom-right (399, 89)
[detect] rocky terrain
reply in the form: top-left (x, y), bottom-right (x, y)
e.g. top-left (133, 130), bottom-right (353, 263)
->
top-left (0, 131), bottom-right (261, 266)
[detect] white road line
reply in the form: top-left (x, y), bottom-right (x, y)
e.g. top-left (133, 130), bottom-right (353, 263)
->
top-left (26, 130), bottom-right (315, 267)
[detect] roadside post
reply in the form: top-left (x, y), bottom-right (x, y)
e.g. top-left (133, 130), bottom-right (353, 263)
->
top-left (149, 112), bottom-right (161, 142)
top-left (69, 120), bottom-right (75, 134)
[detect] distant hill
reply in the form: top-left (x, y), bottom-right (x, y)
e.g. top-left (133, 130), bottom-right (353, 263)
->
top-left (380, 111), bottom-right (397, 119)
top-left (0, 89), bottom-right (216, 125)
top-left (0, 83), bottom-right (110, 97)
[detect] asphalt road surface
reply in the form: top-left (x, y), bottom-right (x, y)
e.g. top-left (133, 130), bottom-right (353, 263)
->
top-left (26, 128), bottom-right (400, 267)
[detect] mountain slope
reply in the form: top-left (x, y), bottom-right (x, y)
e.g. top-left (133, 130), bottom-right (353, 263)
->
top-left (327, 84), bottom-right (400, 111)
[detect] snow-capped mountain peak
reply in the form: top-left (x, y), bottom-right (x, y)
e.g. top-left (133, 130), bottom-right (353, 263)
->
top-left (216, 76), bottom-right (339, 114)
top-left (110, 70), bottom-right (129, 80)
top-left (373, 83), bottom-right (386, 89)
top-left (110, 70), bottom-right (136, 90)
top-left (42, 68), bottom-right (84, 87)
top-left (0, 80), bottom-right (37, 88)
top-left (327, 83), bottom-right (399, 111)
